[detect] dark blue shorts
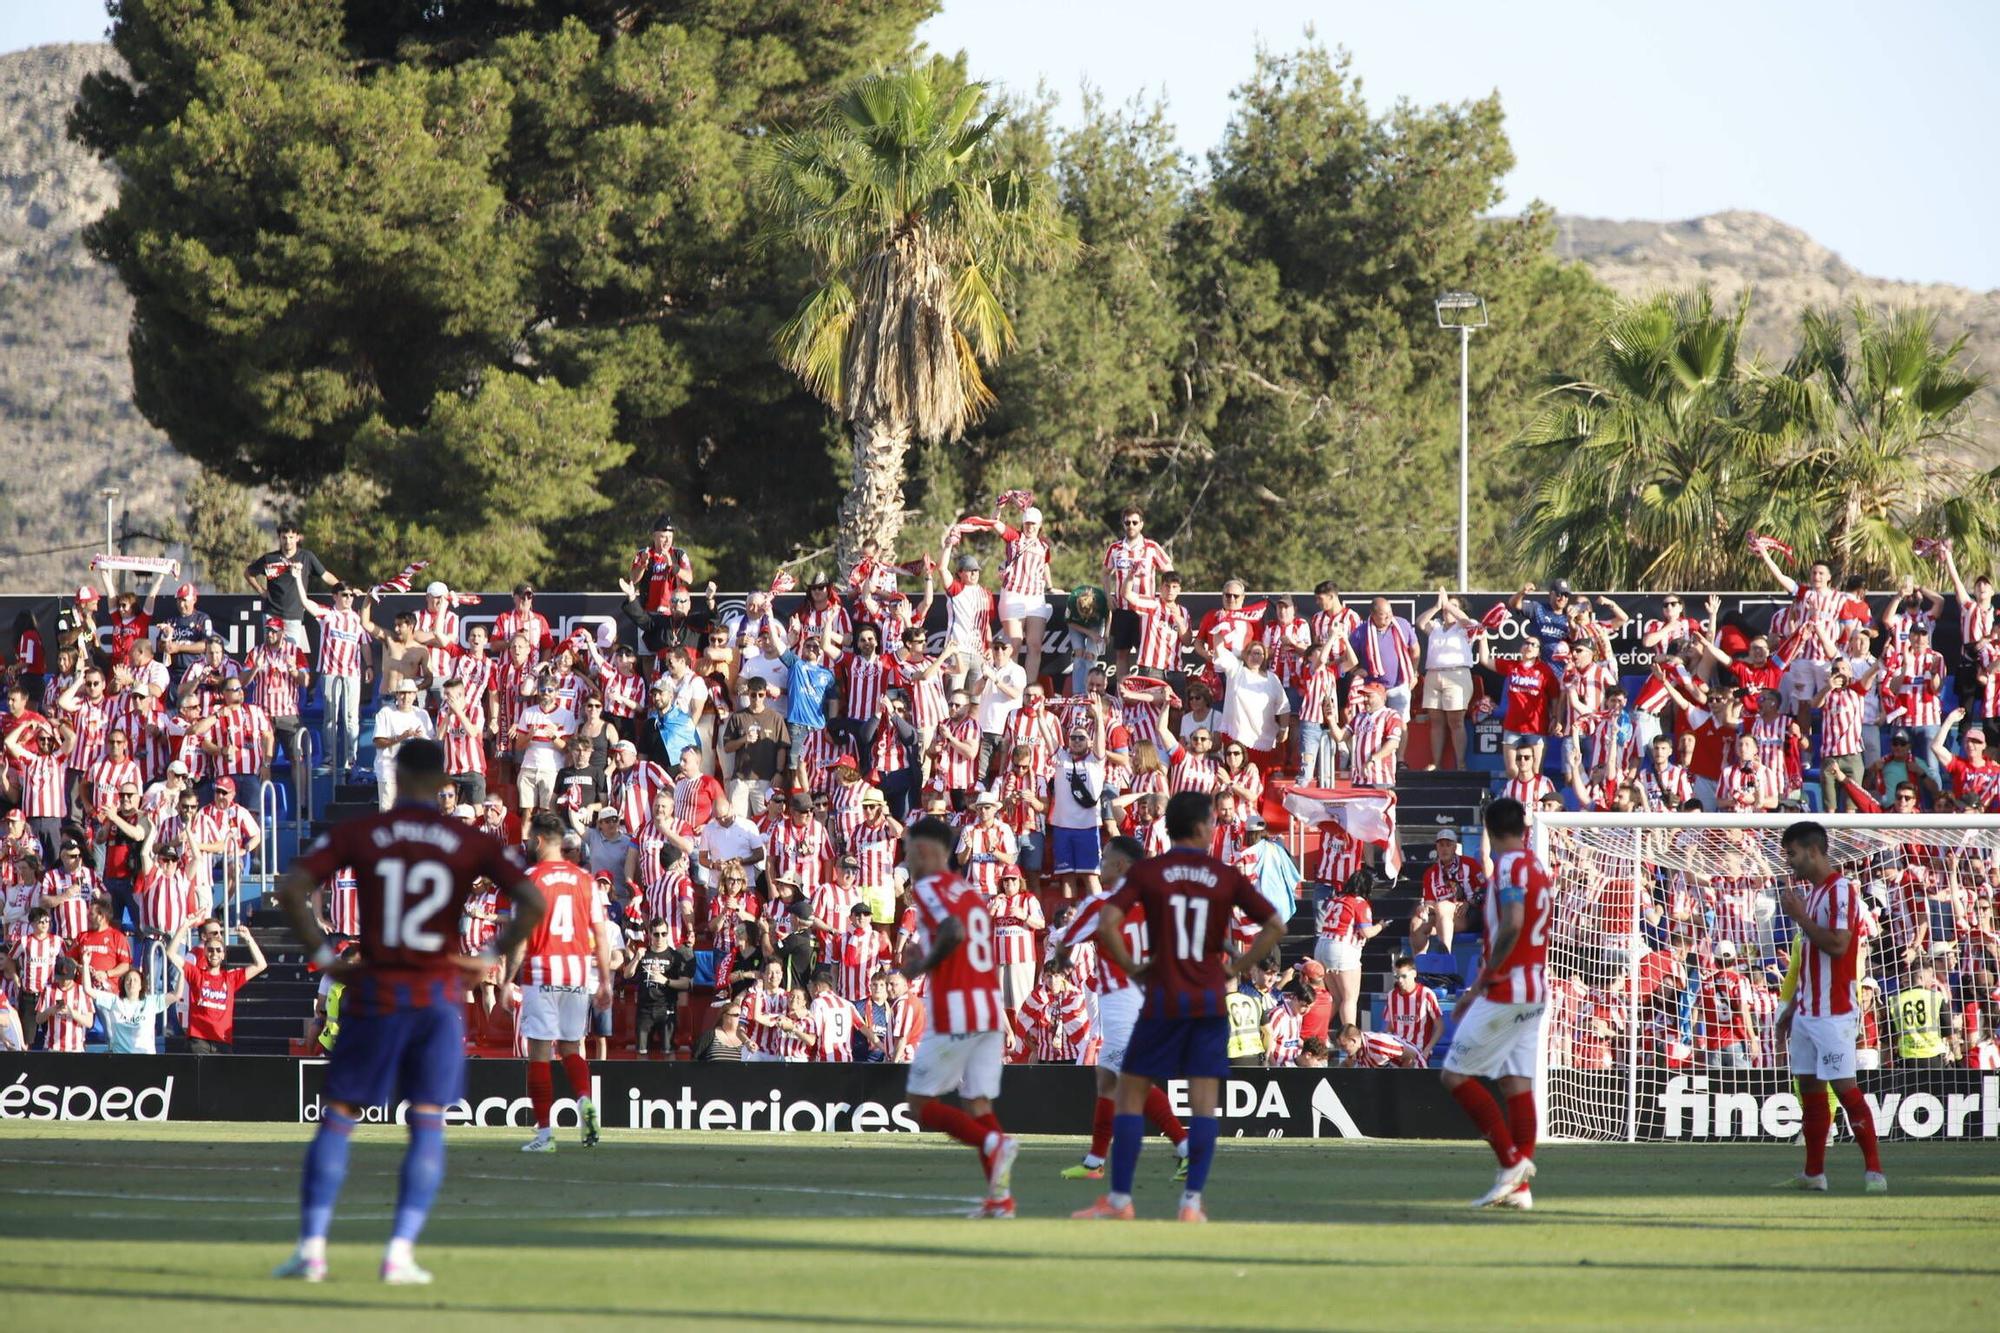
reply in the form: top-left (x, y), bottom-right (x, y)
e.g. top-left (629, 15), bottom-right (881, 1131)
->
top-left (1122, 1014), bottom-right (1229, 1081)
top-left (1051, 825), bottom-right (1101, 876)
top-left (323, 1004), bottom-right (465, 1110)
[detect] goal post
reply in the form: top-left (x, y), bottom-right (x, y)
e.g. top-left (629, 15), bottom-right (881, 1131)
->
top-left (1530, 811), bottom-right (2000, 1144)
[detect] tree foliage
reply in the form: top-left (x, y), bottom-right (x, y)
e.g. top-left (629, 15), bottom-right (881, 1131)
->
top-left (1517, 290), bottom-right (1996, 587)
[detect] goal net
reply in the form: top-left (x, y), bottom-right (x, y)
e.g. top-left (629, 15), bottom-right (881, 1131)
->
top-left (1530, 812), bottom-right (2000, 1144)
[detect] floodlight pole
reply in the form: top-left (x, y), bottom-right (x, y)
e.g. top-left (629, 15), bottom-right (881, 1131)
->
top-left (99, 487), bottom-right (120, 561)
top-left (1457, 323), bottom-right (1470, 594)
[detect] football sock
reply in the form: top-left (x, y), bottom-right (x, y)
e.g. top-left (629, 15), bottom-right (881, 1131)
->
top-left (1802, 1086), bottom-right (1832, 1177)
top-left (1506, 1091), bottom-right (1538, 1161)
top-left (1145, 1085), bottom-right (1188, 1146)
top-left (1837, 1086), bottom-right (1882, 1173)
top-left (300, 1107), bottom-right (357, 1244)
top-left (917, 1100), bottom-right (989, 1151)
top-left (1449, 1080), bottom-right (1519, 1168)
top-left (1183, 1115), bottom-right (1219, 1195)
top-left (527, 1061), bottom-right (554, 1129)
top-left (1085, 1096), bottom-right (1115, 1165)
top-left (976, 1112), bottom-right (1002, 1135)
top-left (561, 1053), bottom-right (592, 1100)
top-left (391, 1109), bottom-right (447, 1244)
top-left (1108, 1112), bottom-right (1144, 1200)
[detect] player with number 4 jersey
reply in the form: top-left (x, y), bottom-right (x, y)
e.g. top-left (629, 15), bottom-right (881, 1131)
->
top-left (1077, 791), bottom-right (1282, 1224)
top-left (274, 739), bottom-right (544, 1286)
top-left (1440, 797), bottom-right (1551, 1211)
top-left (900, 818), bottom-right (1020, 1219)
top-left (512, 813), bottom-right (618, 1155)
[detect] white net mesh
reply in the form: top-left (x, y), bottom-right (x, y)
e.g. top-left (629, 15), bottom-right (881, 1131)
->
top-left (1531, 814), bottom-right (2000, 1143)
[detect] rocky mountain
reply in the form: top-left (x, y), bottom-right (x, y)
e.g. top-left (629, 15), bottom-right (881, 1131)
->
top-left (1554, 210), bottom-right (2000, 445)
top-left (1, 42), bottom-right (1995, 592)
top-left (0, 42), bottom-right (198, 594)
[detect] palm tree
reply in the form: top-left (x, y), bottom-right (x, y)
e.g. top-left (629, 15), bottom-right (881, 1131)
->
top-left (1746, 303), bottom-right (1995, 582)
top-left (755, 64), bottom-right (1073, 573)
top-left (1514, 288), bottom-right (1770, 587)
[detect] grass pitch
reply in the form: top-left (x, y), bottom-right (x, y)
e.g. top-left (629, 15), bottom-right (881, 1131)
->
top-left (1, 1122), bottom-right (1995, 1331)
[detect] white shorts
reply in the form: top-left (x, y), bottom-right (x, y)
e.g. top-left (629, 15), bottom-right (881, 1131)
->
top-left (1783, 658), bottom-right (1830, 708)
top-left (1423, 667), bottom-right (1474, 711)
top-left (907, 1028), bottom-right (1005, 1101)
top-left (518, 984), bottom-right (590, 1042)
top-left (1788, 1010), bottom-right (1858, 1082)
top-left (1093, 986), bottom-right (1143, 1075)
top-left (1442, 996), bottom-right (1546, 1080)
top-left (998, 590), bottom-right (1051, 624)
top-left (517, 765), bottom-right (557, 809)
top-left (1316, 937), bottom-right (1363, 972)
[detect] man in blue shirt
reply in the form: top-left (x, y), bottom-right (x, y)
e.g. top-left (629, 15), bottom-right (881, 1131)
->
top-left (781, 633), bottom-right (837, 734)
top-left (1509, 579), bottom-right (1575, 661)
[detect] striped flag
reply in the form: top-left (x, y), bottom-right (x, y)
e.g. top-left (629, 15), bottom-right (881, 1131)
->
top-left (1281, 783), bottom-right (1402, 877)
top-left (368, 559), bottom-right (430, 601)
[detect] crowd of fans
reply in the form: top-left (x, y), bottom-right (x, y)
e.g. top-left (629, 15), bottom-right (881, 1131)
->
top-left (3, 507), bottom-right (1996, 1074)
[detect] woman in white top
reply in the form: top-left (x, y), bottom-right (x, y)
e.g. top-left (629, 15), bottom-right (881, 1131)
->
top-left (1212, 642), bottom-right (1292, 771)
top-left (1415, 590), bottom-right (1480, 772)
top-left (89, 929), bottom-right (187, 1054)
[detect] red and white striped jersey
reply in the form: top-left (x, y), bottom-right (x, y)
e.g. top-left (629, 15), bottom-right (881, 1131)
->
top-left (1297, 664), bottom-right (1339, 727)
top-left (1423, 854), bottom-right (1483, 903)
top-left (997, 526), bottom-right (1051, 596)
top-left (595, 664), bottom-right (644, 720)
top-left (808, 992), bottom-right (858, 1062)
top-left (208, 703), bottom-right (272, 774)
top-left (1265, 999), bottom-right (1302, 1066)
top-left (1135, 598), bottom-right (1188, 673)
top-left (943, 578), bottom-right (994, 649)
top-left (192, 802), bottom-right (259, 857)
top-left (639, 870), bottom-right (694, 948)
top-left (1895, 648), bottom-right (1945, 727)
top-left (1382, 982), bottom-right (1443, 1053)
top-left (992, 769), bottom-right (1048, 837)
top-left (1564, 659), bottom-right (1617, 731)
top-left (1717, 757), bottom-right (1784, 810)
top-left (133, 865), bottom-right (200, 938)
top-left (9, 932), bottom-right (62, 990)
top-left (459, 884), bottom-right (500, 955)
top-left (491, 656), bottom-right (538, 738)
top-left (245, 644), bottom-right (308, 718)
top-left (328, 866), bottom-right (360, 937)
top-left (1103, 536), bottom-right (1171, 609)
top-left (895, 652), bottom-right (948, 730)
top-left (738, 982), bottom-right (783, 1056)
top-left (1962, 597), bottom-right (1996, 651)
top-left (1167, 744), bottom-right (1224, 795)
top-left (40, 867), bottom-right (99, 940)
top-left (867, 720), bottom-right (910, 784)
top-left (910, 871), bottom-right (1002, 1035)
top-left (108, 697), bottom-right (163, 782)
top-left (932, 715), bottom-right (981, 792)
top-left (848, 817), bottom-right (900, 890)
top-left (414, 606), bottom-right (460, 684)
top-left (611, 760), bottom-right (669, 833)
top-left (438, 700), bottom-right (487, 775)
top-left (957, 819), bottom-right (1018, 896)
top-left (1640, 759), bottom-right (1695, 811)
top-left (1795, 872), bottom-right (1859, 1018)
top-left (1790, 585), bottom-right (1846, 661)
top-left (1317, 892), bottom-right (1372, 942)
top-left (61, 696), bottom-right (109, 769)
top-left (1312, 822), bottom-right (1364, 888)
top-left (493, 608), bottom-right (554, 655)
top-left (808, 879), bottom-right (862, 954)
top-left (840, 651), bottom-right (894, 721)
top-left (1501, 775), bottom-right (1557, 808)
top-left (85, 756), bottom-right (142, 815)
top-left (989, 890), bottom-right (1045, 970)
top-left (1482, 848), bottom-right (1553, 1004)
top-left (314, 608), bottom-right (367, 678)
top-left (1018, 982), bottom-right (1091, 1061)
top-left (889, 992), bottom-right (925, 1061)
top-left (517, 861), bottom-right (602, 987)
top-left (1051, 891), bottom-right (1147, 995)
top-left (1312, 605), bottom-right (1362, 652)
top-left (13, 748), bottom-right (65, 819)
top-left (37, 980), bottom-right (94, 1052)
top-left (791, 598), bottom-right (852, 648)
top-left (1349, 706), bottom-right (1403, 786)
top-left (832, 923), bottom-right (885, 1002)
top-left (1001, 706), bottom-right (1062, 785)
top-left (1260, 617), bottom-right (1313, 689)
top-left (1348, 1028), bottom-right (1420, 1068)
top-left (768, 816), bottom-right (831, 895)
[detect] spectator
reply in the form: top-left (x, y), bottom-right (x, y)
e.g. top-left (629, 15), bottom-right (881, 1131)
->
top-left (244, 519), bottom-right (341, 650)
top-left (1294, 958), bottom-right (1334, 1048)
top-left (625, 916), bottom-right (693, 1059)
top-left (512, 680), bottom-right (574, 816)
top-left (628, 516), bottom-right (695, 614)
top-left (181, 917), bottom-right (268, 1054)
top-left (1348, 598), bottom-right (1420, 729)
top-left (1047, 710), bottom-right (1108, 900)
top-left (1381, 955), bottom-right (1444, 1065)
top-left (1412, 828), bottom-right (1480, 957)
top-left (1477, 633), bottom-right (1559, 774)
top-left (70, 894), bottom-right (133, 990)
top-left (1508, 579), bottom-right (1576, 662)
top-left (1415, 589), bottom-right (1480, 771)
top-left (583, 810), bottom-right (639, 903)
top-left (88, 923), bottom-right (187, 1055)
top-left (1316, 869), bottom-right (1384, 1028)
top-left (361, 605), bottom-right (432, 699)
top-left (1334, 1022), bottom-right (1422, 1068)
top-left (1235, 815), bottom-right (1301, 928)
top-left (1213, 641), bottom-right (1291, 776)
top-left (94, 779), bottom-right (150, 931)
top-left (1892, 625), bottom-right (1947, 783)
top-left (722, 677), bottom-right (787, 817)
top-left (693, 998), bottom-right (747, 1061)
top-left (5, 905), bottom-right (61, 1044)
top-left (36, 955), bottom-right (96, 1052)
top-left (244, 615), bottom-right (310, 806)
top-left (1817, 657), bottom-right (1879, 811)
top-left (299, 582), bottom-right (368, 778)
top-left (153, 582), bottom-right (214, 691)
top-left (555, 735), bottom-right (608, 831)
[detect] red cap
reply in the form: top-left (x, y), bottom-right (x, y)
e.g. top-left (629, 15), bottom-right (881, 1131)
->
top-left (75, 586), bottom-right (99, 603)
top-left (176, 583), bottom-right (198, 601)
top-left (265, 616), bottom-right (286, 631)
top-left (213, 777), bottom-right (236, 794)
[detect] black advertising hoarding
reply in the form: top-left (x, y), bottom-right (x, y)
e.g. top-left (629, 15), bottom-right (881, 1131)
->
top-left (4, 1054), bottom-right (1998, 1142)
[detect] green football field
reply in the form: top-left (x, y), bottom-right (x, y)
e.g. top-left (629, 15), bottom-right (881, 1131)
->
top-left (2, 1123), bottom-right (1995, 1331)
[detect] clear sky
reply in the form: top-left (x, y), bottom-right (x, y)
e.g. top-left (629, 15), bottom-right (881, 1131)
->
top-left (10, 1), bottom-right (1996, 290)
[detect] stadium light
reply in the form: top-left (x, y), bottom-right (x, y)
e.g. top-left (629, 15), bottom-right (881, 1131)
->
top-left (98, 487), bottom-right (121, 561)
top-left (1435, 292), bottom-right (1488, 593)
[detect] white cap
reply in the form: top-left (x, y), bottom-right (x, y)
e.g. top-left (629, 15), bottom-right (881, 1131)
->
top-left (973, 790), bottom-right (1000, 807)
top-left (425, 580), bottom-right (449, 597)
top-left (167, 760), bottom-right (190, 777)
top-left (1714, 940), bottom-right (1738, 959)
top-left (1434, 826), bottom-right (1459, 843)
top-left (1021, 506), bottom-right (1043, 525)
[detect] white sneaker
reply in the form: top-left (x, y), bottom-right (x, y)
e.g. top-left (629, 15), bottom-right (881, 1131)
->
top-left (1864, 1171), bottom-right (1888, 1194)
top-left (522, 1133), bottom-right (556, 1154)
top-left (1472, 1157), bottom-right (1537, 1208)
top-left (1783, 1172), bottom-right (1828, 1192)
top-left (380, 1256), bottom-right (433, 1285)
top-left (272, 1252), bottom-right (326, 1282)
top-left (1493, 1185), bottom-right (1533, 1211)
top-left (986, 1134), bottom-right (1020, 1200)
